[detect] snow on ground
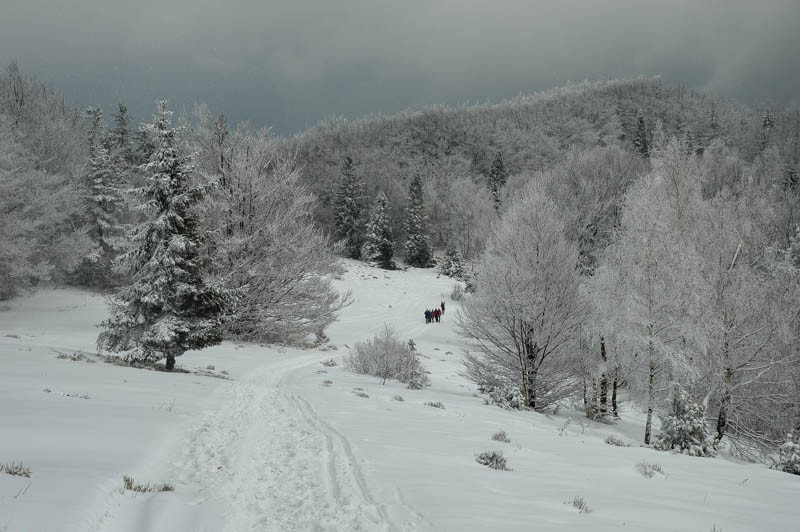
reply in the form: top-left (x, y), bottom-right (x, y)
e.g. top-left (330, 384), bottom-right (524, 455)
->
top-left (1, 260), bottom-right (798, 531)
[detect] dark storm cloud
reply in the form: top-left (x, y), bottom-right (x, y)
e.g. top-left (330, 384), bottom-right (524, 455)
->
top-left (1, 0), bottom-right (798, 134)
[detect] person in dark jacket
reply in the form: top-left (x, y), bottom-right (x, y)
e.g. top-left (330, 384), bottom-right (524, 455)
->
top-left (424, 309), bottom-right (431, 324)
top-left (440, 301), bottom-right (445, 315)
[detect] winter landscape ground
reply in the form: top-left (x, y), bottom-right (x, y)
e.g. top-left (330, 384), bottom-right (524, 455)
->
top-left (1, 260), bottom-right (798, 532)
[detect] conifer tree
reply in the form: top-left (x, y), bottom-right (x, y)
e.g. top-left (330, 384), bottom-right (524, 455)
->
top-left (333, 156), bottom-right (364, 259)
top-left (109, 101), bottom-right (133, 164)
top-left (439, 237), bottom-right (464, 278)
top-left (75, 107), bottom-right (126, 287)
top-left (361, 192), bottom-right (396, 269)
top-left (404, 172), bottom-right (432, 267)
top-left (633, 114), bottom-right (649, 158)
top-left (654, 385), bottom-right (717, 457)
top-left (98, 101), bottom-right (230, 370)
top-left (774, 432), bottom-right (800, 475)
top-left (488, 150), bottom-right (508, 210)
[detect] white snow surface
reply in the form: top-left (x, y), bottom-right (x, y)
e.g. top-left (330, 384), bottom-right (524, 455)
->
top-left (1, 260), bottom-right (797, 531)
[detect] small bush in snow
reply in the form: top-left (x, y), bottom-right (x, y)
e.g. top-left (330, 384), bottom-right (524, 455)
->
top-left (425, 401), bottom-right (445, 409)
top-left (476, 450), bottom-right (511, 471)
top-left (353, 391), bottom-right (370, 398)
top-left (477, 384), bottom-right (524, 410)
top-left (568, 496), bottom-right (592, 514)
top-left (604, 435), bottom-right (630, 447)
top-left (636, 461), bottom-right (664, 478)
top-left (344, 324), bottom-right (430, 388)
top-left (1, 461), bottom-right (31, 478)
top-left (122, 475), bottom-right (174, 493)
top-left (492, 430), bottom-right (511, 443)
top-left (654, 385), bottom-right (717, 457)
top-left (392, 395), bottom-right (404, 402)
top-left (449, 283), bottom-right (465, 302)
top-left (321, 358), bottom-right (338, 367)
top-left (322, 379), bottom-right (333, 386)
top-left (56, 351), bottom-right (95, 363)
top-left (773, 432), bottom-right (800, 475)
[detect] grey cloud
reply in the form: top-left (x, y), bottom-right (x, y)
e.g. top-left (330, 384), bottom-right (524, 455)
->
top-left (1, 0), bottom-right (798, 133)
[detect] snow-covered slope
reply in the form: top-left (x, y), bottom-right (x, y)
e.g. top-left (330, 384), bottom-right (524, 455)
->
top-left (1, 261), bottom-right (797, 531)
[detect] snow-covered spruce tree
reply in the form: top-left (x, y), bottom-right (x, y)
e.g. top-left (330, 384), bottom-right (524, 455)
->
top-left (438, 238), bottom-right (464, 279)
top-left (361, 191), bottom-right (396, 269)
top-left (97, 101), bottom-right (230, 370)
top-left (333, 156), bottom-right (364, 259)
top-left (633, 114), bottom-right (649, 158)
top-left (774, 432), bottom-right (800, 475)
top-left (654, 385), bottom-right (717, 457)
top-left (73, 107), bottom-right (126, 288)
top-left (488, 150), bottom-right (508, 211)
top-left (404, 172), bottom-right (432, 267)
top-left (457, 181), bottom-right (586, 410)
top-left (109, 101), bottom-right (134, 165)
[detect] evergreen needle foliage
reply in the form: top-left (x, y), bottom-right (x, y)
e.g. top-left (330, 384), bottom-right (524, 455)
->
top-left (97, 101), bottom-right (231, 370)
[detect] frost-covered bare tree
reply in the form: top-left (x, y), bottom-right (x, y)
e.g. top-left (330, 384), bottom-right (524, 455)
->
top-left (691, 194), bottom-right (800, 457)
top-left (458, 181), bottom-right (586, 410)
top-left (0, 112), bottom-right (95, 299)
top-left (191, 107), bottom-right (350, 345)
top-left (590, 140), bottom-right (704, 444)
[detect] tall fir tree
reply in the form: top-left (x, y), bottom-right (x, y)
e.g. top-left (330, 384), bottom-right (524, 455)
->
top-left (109, 101), bottom-right (134, 164)
top-left (333, 156), bottom-right (364, 259)
top-left (404, 172), bottom-right (432, 267)
top-left (97, 101), bottom-right (230, 370)
top-left (633, 114), bottom-right (649, 158)
top-left (488, 150), bottom-right (508, 210)
top-left (361, 192), bottom-right (396, 269)
top-left (75, 107), bottom-right (126, 287)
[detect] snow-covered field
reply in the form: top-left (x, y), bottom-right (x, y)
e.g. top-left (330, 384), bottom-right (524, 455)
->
top-left (1, 261), bottom-right (798, 532)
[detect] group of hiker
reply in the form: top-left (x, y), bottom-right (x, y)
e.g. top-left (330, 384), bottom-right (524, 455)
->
top-left (424, 301), bottom-right (446, 324)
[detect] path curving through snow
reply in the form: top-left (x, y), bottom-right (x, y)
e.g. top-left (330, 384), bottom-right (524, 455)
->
top-left (102, 352), bottom-right (401, 532)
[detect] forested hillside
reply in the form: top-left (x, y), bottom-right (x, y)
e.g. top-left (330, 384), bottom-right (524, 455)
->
top-left (287, 77), bottom-right (800, 258)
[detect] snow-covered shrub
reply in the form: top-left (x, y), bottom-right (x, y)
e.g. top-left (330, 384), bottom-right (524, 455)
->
top-left (654, 385), bottom-right (717, 457)
top-left (450, 283), bottom-right (465, 302)
top-left (392, 395), bottom-right (404, 402)
top-left (773, 432), bottom-right (800, 475)
top-left (321, 358), bottom-right (338, 367)
top-left (477, 384), bottom-right (525, 410)
top-left (476, 450), bottom-right (511, 471)
top-left (636, 461), bottom-right (664, 478)
top-left (122, 475), bottom-right (174, 493)
top-left (322, 379), bottom-right (333, 386)
top-left (604, 435), bottom-right (631, 447)
top-left (1, 461), bottom-right (31, 477)
top-left (568, 497), bottom-right (592, 514)
top-left (492, 430), bottom-right (511, 443)
top-left (344, 325), bottom-right (430, 387)
top-left (425, 401), bottom-right (445, 409)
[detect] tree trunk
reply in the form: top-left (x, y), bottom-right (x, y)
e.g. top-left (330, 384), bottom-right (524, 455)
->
top-left (715, 367), bottom-right (732, 442)
top-left (612, 374), bottom-right (619, 418)
top-left (644, 326), bottom-right (656, 445)
top-left (165, 354), bottom-right (176, 371)
top-left (599, 336), bottom-right (608, 416)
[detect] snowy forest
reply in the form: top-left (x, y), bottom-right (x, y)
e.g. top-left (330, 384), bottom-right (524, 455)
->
top-left (1, 62), bottom-right (799, 469)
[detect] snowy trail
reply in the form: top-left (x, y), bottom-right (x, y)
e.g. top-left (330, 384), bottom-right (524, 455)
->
top-left (90, 352), bottom-right (399, 532)
top-left (174, 354), bottom-right (395, 532)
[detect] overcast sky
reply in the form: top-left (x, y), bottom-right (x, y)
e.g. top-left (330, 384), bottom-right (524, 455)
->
top-left (1, 0), bottom-right (798, 135)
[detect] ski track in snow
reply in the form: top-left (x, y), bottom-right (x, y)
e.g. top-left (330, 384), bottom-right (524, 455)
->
top-left (172, 355), bottom-right (399, 532)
